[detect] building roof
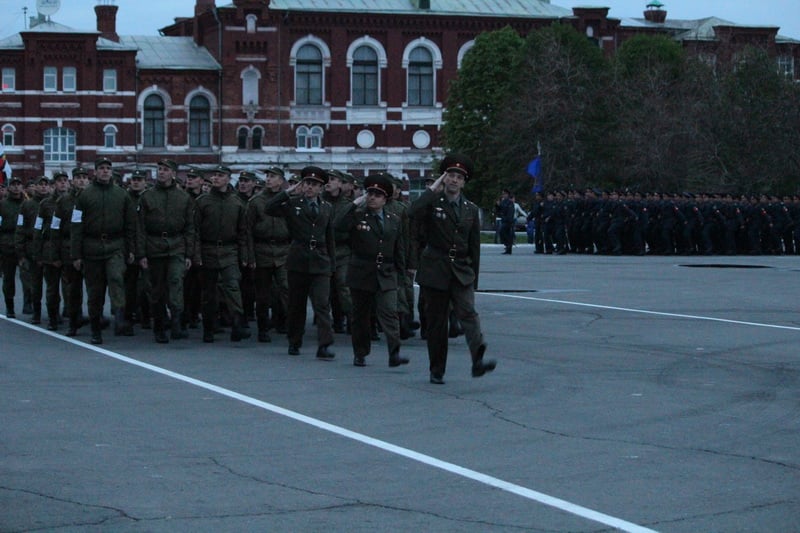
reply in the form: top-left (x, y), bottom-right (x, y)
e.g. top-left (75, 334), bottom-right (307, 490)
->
top-left (621, 16), bottom-right (797, 44)
top-left (120, 36), bottom-right (219, 70)
top-left (263, 0), bottom-right (572, 18)
top-left (0, 20), bottom-right (137, 51)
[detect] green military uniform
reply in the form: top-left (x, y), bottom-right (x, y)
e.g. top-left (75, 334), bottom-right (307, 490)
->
top-left (193, 166), bottom-right (251, 342)
top-left (384, 181), bottom-right (417, 337)
top-left (15, 180), bottom-right (47, 323)
top-left (245, 180), bottom-right (290, 342)
top-left (336, 175), bottom-right (408, 367)
top-left (407, 154), bottom-right (494, 384)
top-left (324, 170), bottom-right (354, 333)
top-left (0, 179), bottom-right (25, 317)
top-left (71, 158), bottom-right (137, 343)
top-left (136, 160), bottom-right (195, 342)
top-left (32, 173), bottom-right (68, 330)
top-left (264, 166), bottom-right (336, 357)
top-left (52, 168), bottom-right (88, 336)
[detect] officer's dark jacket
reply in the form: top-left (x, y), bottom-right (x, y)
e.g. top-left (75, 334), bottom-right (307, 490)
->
top-left (264, 190), bottom-right (336, 275)
top-left (407, 188), bottom-right (480, 290)
top-left (52, 188), bottom-right (80, 263)
top-left (71, 181), bottom-right (136, 261)
top-left (245, 189), bottom-right (290, 268)
top-left (336, 202), bottom-right (405, 292)
top-left (193, 186), bottom-right (249, 269)
top-left (136, 179), bottom-right (195, 260)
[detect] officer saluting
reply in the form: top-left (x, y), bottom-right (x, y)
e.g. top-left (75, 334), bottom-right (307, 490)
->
top-left (336, 174), bottom-right (409, 368)
top-left (264, 166), bottom-right (336, 359)
top-left (407, 153), bottom-right (495, 384)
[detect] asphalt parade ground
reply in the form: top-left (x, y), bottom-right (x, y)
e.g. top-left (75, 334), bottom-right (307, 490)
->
top-left (2, 244), bottom-right (799, 532)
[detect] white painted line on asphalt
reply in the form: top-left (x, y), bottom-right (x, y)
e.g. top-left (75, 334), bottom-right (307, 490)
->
top-left (479, 292), bottom-right (800, 331)
top-left (1, 316), bottom-right (657, 533)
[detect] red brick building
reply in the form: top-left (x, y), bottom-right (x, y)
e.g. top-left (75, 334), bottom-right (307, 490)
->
top-left (0, 0), bottom-right (797, 193)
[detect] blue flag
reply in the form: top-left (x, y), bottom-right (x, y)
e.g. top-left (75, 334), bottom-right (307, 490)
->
top-left (527, 156), bottom-right (542, 193)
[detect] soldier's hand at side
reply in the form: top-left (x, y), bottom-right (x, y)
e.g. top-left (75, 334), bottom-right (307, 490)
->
top-left (139, 257), bottom-right (149, 269)
top-left (184, 258), bottom-right (192, 270)
top-left (127, 253), bottom-right (135, 265)
top-left (73, 259), bottom-right (82, 270)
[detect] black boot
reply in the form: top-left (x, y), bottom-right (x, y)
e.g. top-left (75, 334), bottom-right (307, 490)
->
top-left (31, 302), bottom-right (41, 325)
top-left (46, 304), bottom-right (59, 331)
top-left (113, 308), bottom-right (134, 336)
top-left (388, 347), bottom-right (409, 367)
top-left (22, 292), bottom-right (32, 315)
top-left (230, 313), bottom-right (251, 342)
top-left (399, 313), bottom-right (414, 340)
top-left (90, 316), bottom-right (103, 345)
top-left (256, 304), bottom-right (271, 343)
top-left (5, 298), bottom-right (15, 319)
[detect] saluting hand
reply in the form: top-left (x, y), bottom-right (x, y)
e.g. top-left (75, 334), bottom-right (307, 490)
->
top-left (429, 173), bottom-right (446, 192)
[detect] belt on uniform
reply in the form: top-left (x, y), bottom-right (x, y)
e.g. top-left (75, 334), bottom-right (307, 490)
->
top-left (355, 253), bottom-right (393, 265)
top-left (148, 231), bottom-right (179, 238)
top-left (202, 239), bottom-right (236, 246)
top-left (292, 238), bottom-right (323, 250)
top-left (255, 238), bottom-right (289, 245)
top-left (426, 245), bottom-right (468, 262)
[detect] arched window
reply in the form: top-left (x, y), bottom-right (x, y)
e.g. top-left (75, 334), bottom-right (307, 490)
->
top-left (2, 124), bottom-right (15, 146)
top-left (242, 67), bottom-right (260, 106)
top-left (103, 125), bottom-right (118, 148)
top-left (296, 125), bottom-right (324, 149)
top-left (237, 127), bottom-right (249, 150)
top-left (296, 44), bottom-right (323, 105)
top-left (252, 127), bottom-right (263, 150)
top-left (407, 47), bottom-right (433, 106)
top-left (352, 45), bottom-right (378, 106)
top-left (143, 94), bottom-right (165, 147)
top-left (43, 127), bottom-right (76, 163)
top-left (246, 14), bottom-right (257, 34)
top-left (189, 95), bottom-right (211, 147)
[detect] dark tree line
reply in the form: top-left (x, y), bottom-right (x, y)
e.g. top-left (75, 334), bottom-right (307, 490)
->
top-left (442, 25), bottom-right (800, 208)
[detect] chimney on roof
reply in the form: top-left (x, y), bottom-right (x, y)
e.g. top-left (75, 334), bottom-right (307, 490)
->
top-left (196, 0), bottom-right (217, 17)
top-left (644, 0), bottom-right (667, 24)
top-left (411, 0), bottom-right (431, 9)
top-left (95, 2), bottom-right (120, 42)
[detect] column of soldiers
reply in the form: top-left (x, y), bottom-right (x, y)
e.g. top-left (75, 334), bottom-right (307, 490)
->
top-left (525, 189), bottom-right (800, 256)
top-left (2, 158), bottom-right (502, 384)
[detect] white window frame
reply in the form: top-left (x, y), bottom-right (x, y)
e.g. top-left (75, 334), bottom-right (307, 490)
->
top-left (777, 55), bottom-right (794, 78)
top-left (44, 66), bottom-right (57, 92)
top-left (241, 66), bottom-right (260, 106)
top-left (103, 124), bottom-right (118, 148)
top-left (2, 68), bottom-right (15, 92)
top-left (2, 124), bottom-right (15, 146)
top-left (290, 36), bottom-right (331, 106)
top-left (103, 69), bottom-right (117, 92)
top-left (296, 125), bottom-right (323, 150)
top-left (62, 66), bottom-right (76, 92)
top-left (44, 127), bottom-right (76, 163)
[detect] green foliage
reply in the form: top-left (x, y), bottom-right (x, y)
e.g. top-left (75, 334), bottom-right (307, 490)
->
top-left (442, 25), bottom-right (800, 204)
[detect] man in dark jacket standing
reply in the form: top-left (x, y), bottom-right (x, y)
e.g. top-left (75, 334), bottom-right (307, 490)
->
top-left (264, 166), bottom-right (336, 359)
top-left (70, 157), bottom-right (137, 344)
top-left (407, 154), bottom-right (495, 384)
top-left (336, 174), bottom-right (409, 368)
top-left (245, 166), bottom-right (290, 343)
top-left (136, 159), bottom-right (195, 343)
top-left (193, 165), bottom-right (251, 343)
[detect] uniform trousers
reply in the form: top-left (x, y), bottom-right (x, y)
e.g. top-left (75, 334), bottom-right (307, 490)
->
top-left (253, 264), bottom-right (288, 328)
top-left (422, 281), bottom-right (484, 377)
top-left (42, 263), bottom-right (62, 322)
top-left (83, 252), bottom-right (127, 321)
top-left (124, 263), bottom-right (150, 322)
top-left (200, 263), bottom-right (243, 328)
top-left (350, 287), bottom-right (400, 359)
top-left (147, 256), bottom-right (186, 328)
top-left (60, 262), bottom-right (84, 323)
top-left (1, 253), bottom-right (18, 309)
top-left (330, 250), bottom-right (352, 323)
top-left (182, 264), bottom-right (202, 325)
top-left (287, 270), bottom-right (334, 348)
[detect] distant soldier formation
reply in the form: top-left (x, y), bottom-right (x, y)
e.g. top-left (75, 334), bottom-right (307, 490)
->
top-left (522, 189), bottom-right (800, 256)
top-left (0, 154), bottom-right (495, 385)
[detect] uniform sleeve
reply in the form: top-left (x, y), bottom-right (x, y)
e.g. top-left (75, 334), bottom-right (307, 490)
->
top-left (124, 193), bottom-right (137, 259)
top-left (469, 205), bottom-right (481, 290)
top-left (70, 196), bottom-right (84, 261)
top-left (237, 202), bottom-right (250, 265)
